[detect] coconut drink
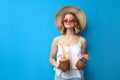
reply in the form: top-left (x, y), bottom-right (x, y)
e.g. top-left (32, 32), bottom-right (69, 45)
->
top-left (58, 42), bottom-right (70, 72)
top-left (59, 52), bottom-right (70, 72)
top-left (76, 54), bottom-right (90, 70)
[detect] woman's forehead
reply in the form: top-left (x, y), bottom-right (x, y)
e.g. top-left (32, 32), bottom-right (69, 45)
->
top-left (64, 14), bottom-right (74, 18)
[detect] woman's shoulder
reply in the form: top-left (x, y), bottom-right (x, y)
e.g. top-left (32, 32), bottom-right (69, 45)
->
top-left (52, 35), bottom-right (61, 43)
top-left (79, 36), bottom-right (86, 42)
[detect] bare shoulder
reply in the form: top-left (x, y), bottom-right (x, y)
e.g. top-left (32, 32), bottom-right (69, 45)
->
top-left (80, 36), bottom-right (86, 43)
top-left (52, 36), bottom-right (61, 44)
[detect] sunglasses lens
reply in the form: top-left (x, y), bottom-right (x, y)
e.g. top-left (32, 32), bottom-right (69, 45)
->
top-left (63, 19), bottom-right (68, 23)
top-left (69, 19), bottom-right (75, 23)
top-left (63, 19), bottom-right (75, 23)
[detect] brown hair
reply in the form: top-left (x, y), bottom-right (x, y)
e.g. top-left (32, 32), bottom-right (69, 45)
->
top-left (59, 12), bottom-right (82, 34)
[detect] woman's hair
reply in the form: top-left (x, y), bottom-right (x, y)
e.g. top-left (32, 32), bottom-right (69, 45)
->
top-left (59, 12), bottom-right (82, 35)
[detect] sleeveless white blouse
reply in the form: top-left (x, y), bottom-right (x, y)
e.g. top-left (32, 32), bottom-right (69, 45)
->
top-left (54, 38), bottom-right (84, 79)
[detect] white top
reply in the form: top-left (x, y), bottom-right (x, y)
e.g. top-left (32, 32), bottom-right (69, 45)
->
top-left (54, 37), bottom-right (84, 79)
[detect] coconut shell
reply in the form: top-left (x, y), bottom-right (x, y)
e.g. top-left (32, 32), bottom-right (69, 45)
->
top-left (76, 59), bottom-right (86, 70)
top-left (59, 57), bottom-right (70, 72)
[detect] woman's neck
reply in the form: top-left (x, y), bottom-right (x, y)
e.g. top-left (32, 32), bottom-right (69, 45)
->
top-left (65, 28), bottom-right (76, 37)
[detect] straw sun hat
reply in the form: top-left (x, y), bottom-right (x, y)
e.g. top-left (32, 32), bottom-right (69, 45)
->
top-left (55, 6), bottom-right (86, 32)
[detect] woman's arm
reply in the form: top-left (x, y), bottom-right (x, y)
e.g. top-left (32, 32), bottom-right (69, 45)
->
top-left (49, 37), bottom-right (59, 68)
top-left (81, 37), bottom-right (90, 59)
top-left (81, 37), bottom-right (86, 54)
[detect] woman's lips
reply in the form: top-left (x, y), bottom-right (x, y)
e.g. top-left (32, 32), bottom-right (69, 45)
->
top-left (66, 24), bottom-right (71, 25)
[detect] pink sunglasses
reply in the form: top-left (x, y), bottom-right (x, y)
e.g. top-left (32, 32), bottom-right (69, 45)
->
top-left (63, 18), bottom-right (75, 23)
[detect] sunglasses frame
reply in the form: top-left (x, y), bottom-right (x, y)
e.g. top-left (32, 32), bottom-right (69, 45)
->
top-left (62, 18), bottom-right (75, 23)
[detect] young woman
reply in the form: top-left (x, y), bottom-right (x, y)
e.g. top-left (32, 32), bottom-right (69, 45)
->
top-left (49, 6), bottom-right (89, 80)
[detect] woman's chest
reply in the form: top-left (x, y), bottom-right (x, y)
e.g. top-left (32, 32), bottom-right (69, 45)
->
top-left (65, 45), bottom-right (81, 54)
top-left (58, 43), bottom-right (82, 54)
top-left (60, 38), bottom-right (80, 47)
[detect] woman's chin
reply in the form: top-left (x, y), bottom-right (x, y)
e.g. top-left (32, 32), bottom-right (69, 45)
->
top-left (65, 26), bottom-right (73, 29)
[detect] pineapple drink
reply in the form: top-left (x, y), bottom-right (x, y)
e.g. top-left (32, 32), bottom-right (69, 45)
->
top-left (59, 44), bottom-right (70, 72)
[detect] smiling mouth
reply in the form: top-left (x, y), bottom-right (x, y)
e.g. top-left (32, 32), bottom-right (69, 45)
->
top-left (67, 24), bottom-right (71, 25)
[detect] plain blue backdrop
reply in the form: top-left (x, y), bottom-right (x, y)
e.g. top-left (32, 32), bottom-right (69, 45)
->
top-left (0, 0), bottom-right (120, 80)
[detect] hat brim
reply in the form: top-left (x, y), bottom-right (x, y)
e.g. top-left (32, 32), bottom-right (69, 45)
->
top-left (55, 6), bottom-right (86, 31)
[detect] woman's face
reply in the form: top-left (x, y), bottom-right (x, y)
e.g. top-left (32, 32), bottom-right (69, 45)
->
top-left (63, 14), bottom-right (75, 29)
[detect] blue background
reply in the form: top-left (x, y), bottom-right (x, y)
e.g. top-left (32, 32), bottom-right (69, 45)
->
top-left (0, 0), bottom-right (120, 80)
